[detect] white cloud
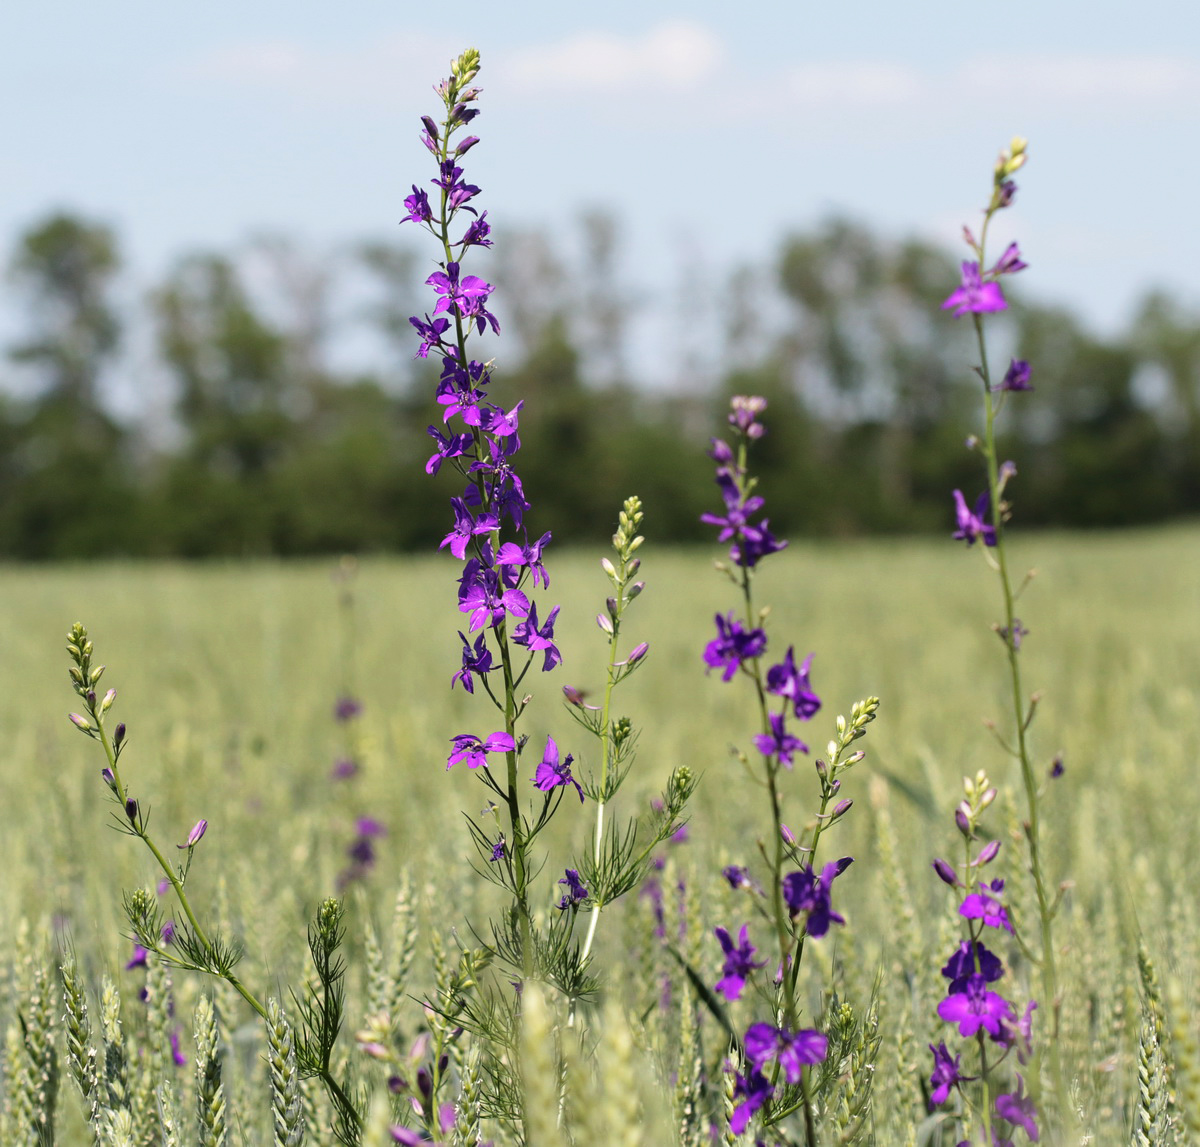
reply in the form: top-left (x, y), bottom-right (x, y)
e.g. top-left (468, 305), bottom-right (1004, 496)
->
top-left (496, 20), bottom-right (725, 94)
top-left (781, 62), bottom-right (927, 108)
top-left (971, 54), bottom-right (1200, 104)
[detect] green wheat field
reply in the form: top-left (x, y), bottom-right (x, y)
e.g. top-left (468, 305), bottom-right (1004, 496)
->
top-left (3, 525), bottom-right (1199, 1144)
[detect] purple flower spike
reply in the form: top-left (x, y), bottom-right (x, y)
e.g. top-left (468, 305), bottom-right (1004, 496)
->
top-left (952, 489), bottom-right (997, 547)
top-left (446, 731), bottom-right (515, 771)
top-left (712, 924), bottom-right (766, 1001)
top-left (533, 736), bottom-right (584, 802)
top-left (995, 1074), bottom-right (1039, 1141)
top-left (942, 261), bottom-right (1007, 317)
top-left (178, 819), bottom-right (208, 849)
top-left (765, 648), bottom-right (821, 720)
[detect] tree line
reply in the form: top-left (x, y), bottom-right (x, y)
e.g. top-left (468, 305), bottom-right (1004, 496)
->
top-left (1, 210), bottom-right (1197, 559)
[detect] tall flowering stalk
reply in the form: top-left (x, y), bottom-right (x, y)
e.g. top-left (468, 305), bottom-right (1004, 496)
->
top-left (64, 624), bottom-right (364, 1137)
top-left (701, 397), bottom-right (879, 1143)
top-left (939, 137), bottom-right (1069, 1127)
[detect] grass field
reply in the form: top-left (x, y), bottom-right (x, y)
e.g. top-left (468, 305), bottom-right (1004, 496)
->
top-left (3, 525), bottom-right (1199, 1143)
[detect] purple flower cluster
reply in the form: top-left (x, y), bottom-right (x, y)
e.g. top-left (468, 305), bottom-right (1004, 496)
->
top-left (931, 835), bottom-right (1038, 1140)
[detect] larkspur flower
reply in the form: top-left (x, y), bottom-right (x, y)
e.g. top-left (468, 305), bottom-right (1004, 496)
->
top-left (400, 185), bottom-right (433, 225)
top-left (991, 242), bottom-right (1028, 276)
top-left (752, 711), bottom-right (809, 766)
top-left (178, 819), bottom-right (207, 849)
top-left (556, 868), bottom-right (588, 909)
top-left (937, 972), bottom-right (1014, 1039)
top-left (995, 1074), bottom-right (1039, 1141)
top-left (997, 358), bottom-right (1033, 392)
top-left (126, 944), bottom-right (148, 970)
top-left (495, 530), bottom-right (552, 588)
top-left (490, 836), bottom-right (506, 862)
top-left (929, 1041), bottom-right (969, 1105)
top-left (782, 858), bottom-right (852, 937)
top-left (743, 1022), bottom-right (828, 1083)
top-left (942, 261), bottom-right (1007, 316)
top-left (722, 864), bottom-right (753, 890)
top-left (511, 601), bottom-right (562, 671)
top-left (765, 647), bottom-right (821, 720)
top-left (952, 489), bottom-right (997, 547)
top-left (703, 613), bottom-right (767, 681)
top-left (446, 731), bottom-right (515, 771)
top-left (999, 999), bottom-right (1038, 1062)
top-left (426, 262), bottom-right (498, 334)
top-left (533, 736), bottom-right (584, 802)
top-left (960, 878), bottom-right (1013, 932)
top-left (452, 630), bottom-right (494, 693)
top-left (941, 940), bottom-right (1004, 991)
top-left (713, 925), bottom-right (766, 1001)
top-left (730, 1068), bottom-right (773, 1135)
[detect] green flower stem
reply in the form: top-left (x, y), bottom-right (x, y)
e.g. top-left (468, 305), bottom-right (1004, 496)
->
top-left (970, 205), bottom-right (1066, 1124)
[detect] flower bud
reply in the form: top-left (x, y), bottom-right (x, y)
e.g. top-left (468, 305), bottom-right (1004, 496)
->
top-left (626, 558), bottom-right (640, 576)
top-left (932, 858), bottom-right (959, 886)
top-left (86, 690), bottom-right (96, 706)
top-left (179, 819), bottom-right (208, 849)
top-left (627, 581), bottom-right (644, 600)
top-left (68, 712), bottom-right (91, 731)
top-left (780, 823), bottom-right (797, 846)
top-left (979, 786), bottom-right (998, 810)
top-left (955, 807), bottom-right (971, 837)
top-left (596, 613), bottom-right (613, 635)
top-left (101, 767), bottom-right (115, 789)
top-left (627, 642), bottom-right (649, 664)
top-left (114, 723), bottom-right (126, 747)
top-left (600, 557), bottom-right (617, 579)
top-left (1050, 752), bottom-right (1065, 779)
top-left (125, 798), bottom-right (139, 825)
top-left (972, 839), bottom-right (1001, 866)
top-left (101, 688), bottom-right (116, 712)
top-left (606, 596), bottom-right (619, 619)
top-left (831, 798), bottom-right (853, 819)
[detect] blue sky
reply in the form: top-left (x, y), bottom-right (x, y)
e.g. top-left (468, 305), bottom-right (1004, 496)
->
top-left (3, 1), bottom-right (1198, 379)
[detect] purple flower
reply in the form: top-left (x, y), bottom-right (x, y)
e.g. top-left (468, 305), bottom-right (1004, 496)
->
top-left (460, 210), bottom-right (492, 248)
top-left (556, 868), bottom-right (589, 909)
top-left (722, 865), bottom-right (753, 890)
top-left (941, 940), bottom-right (1004, 992)
top-left (753, 711), bottom-right (809, 766)
top-left (408, 313), bottom-right (450, 359)
top-left (960, 878), bottom-right (1013, 932)
top-left (995, 1074), bottom-right (1039, 1141)
top-left (730, 1069), bottom-right (772, 1135)
top-left (731, 519), bottom-right (786, 568)
top-left (334, 696), bottom-right (362, 722)
top-left (356, 817), bottom-right (387, 838)
top-left (178, 819), bottom-right (208, 849)
top-left (426, 262), bottom-right (498, 334)
top-left (458, 565), bottom-right (530, 631)
top-left (728, 395), bottom-right (768, 437)
top-left (511, 601), bottom-right (562, 671)
top-left (942, 261), bottom-right (1007, 316)
top-left (997, 358), bottom-right (1033, 392)
top-left (161, 921), bottom-right (176, 945)
top-left (703, 613), bottom-right (767, 682)
top-left (744, 1023), bottom-right (828, 1083)
top-left (991, 242), bottom-right (1028, 276)
top-left (952, 489), bottom-right (997, 547)
top-left (490, 836), bottom-right (506, 862)
top-left (452, 631), bottom-right (494, 693)
top-left (400, 185), bottom-right (432, 225)
top-left (533, 736), bottom-right (584, 802)
top-left (330, 757), bottom-right (359, 781)
top-left (932, 858), bottom-right (959, 886)
top-left (446, 731), bottom-right (515, 771)
top-left (126, 944), bottom-right (149, 970)
top-left (998, 179), bottom-right (1017, 207)
top-left (937, 973), bottom-right (1014, 1039)
top-left (765, 648), bottom-right (821, 720)
top-left (441, 497), bottom-right (499, 560)
top-left (170, 1029), bottom-right (186, 1067)
top-left (713, 925), bottom-right (766, 1001)
top-left (495, 531), bottom-right (552, 589)
top-left (782, 858), bottom-right (852, 937)
top-left (999, 1000), bottom-right (1038, 1062)
top-left (929, 1041), bottom-right (967, 1106)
